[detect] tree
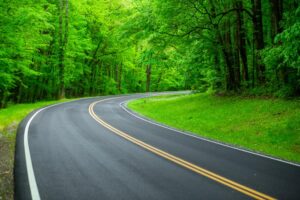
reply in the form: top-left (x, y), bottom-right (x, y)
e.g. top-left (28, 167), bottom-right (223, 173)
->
top-left (0, 0), bottom-right (299, 108)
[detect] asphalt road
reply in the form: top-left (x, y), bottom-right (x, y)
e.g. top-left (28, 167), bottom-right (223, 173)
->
top-left (15, 93), bottom-right (300, 200)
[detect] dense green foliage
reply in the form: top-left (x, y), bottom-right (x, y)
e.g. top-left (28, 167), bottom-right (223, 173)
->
top-left (0, 0), bottom-right (299, 107)
top-left (148, 0), bottom-right (300, 96)
top-left (128, 94), bottom-right (300, 162)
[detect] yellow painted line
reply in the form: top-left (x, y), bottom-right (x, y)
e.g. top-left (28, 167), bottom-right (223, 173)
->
top-left (89, 98), bottom-right (276, 200)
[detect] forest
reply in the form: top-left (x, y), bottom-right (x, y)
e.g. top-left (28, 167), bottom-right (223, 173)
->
top-left (0, 0), bottom-right (299, 108)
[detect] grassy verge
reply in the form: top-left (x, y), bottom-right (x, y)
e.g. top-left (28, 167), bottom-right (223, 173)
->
top-left (0, 99), bottom-right (73, 200)
top-left (128, 93), bottom-right (300, 163)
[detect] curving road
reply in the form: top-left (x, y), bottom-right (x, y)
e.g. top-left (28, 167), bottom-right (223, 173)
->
top-left (15, 93), bottom-right (300, 200)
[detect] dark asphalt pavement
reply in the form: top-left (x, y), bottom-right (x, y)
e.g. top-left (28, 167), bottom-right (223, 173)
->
top-left (14, 93), bottom-right (300, 199)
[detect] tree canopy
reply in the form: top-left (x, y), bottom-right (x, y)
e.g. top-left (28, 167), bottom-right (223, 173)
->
top-left (0, 0), bottom-right (299, 107)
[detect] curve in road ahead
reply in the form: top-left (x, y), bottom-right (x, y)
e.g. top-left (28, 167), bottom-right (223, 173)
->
top-left (15, 93), bottom-right (300, 200)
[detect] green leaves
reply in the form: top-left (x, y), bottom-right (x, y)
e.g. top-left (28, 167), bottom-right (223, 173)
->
top-left (1, 0), bottom-right (299, 107)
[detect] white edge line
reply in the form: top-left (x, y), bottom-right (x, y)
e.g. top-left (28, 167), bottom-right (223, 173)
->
top-left (119, 99), bottom-right (300, 168)
top-left (23, 96), bottom-right (103, 200)
top-left (24, 108), bottom-right (43, 200)
top-left (23, 93), bottom-right (169, 200)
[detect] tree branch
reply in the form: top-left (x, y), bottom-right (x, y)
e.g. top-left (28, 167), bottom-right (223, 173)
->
top-left (216, 8), bottom-right (253, 25)
top-left (156, 25), bottom-right (211, 38)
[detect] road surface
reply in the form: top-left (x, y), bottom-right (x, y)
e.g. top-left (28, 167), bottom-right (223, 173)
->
top-left (15, 93), bottom-right (300, 200)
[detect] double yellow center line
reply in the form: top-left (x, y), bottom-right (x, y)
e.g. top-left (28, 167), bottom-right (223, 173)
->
top-left (89, 98), bottom-right (276, 200)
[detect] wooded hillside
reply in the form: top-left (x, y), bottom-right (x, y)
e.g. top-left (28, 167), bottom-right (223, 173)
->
top-left (0, 0), bottom-right (299, 107)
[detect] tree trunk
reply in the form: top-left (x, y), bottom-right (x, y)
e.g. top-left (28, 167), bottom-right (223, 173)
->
top-left (58, 0), bottom-right (64, 98)
top-left (58, 0), bottom-right (68, 99)
top-left (146, 65), bottom-right (151, 92)
top-left (89, 62), bottom-right (96, 95)
top-left (252, 0), bottom-right (265, 85)
top-left (234, 46), bottom-right (241, 90)
top-left (115, 63), bottom-right (119, 90)
top-left (64, 0), bottom-right (69, 46)
top-left (213, 49), bottom-right (222, 89)
top-left (209, 0), bottom-right (236, 91)
top-left (118, 62), bottom-right (122, 92)
top-left (236, 0), bottom-right (249, 83)
top-left (224, 19), bottom-right (236, 91)
top-left (270, 0), bottom-right (286, 85)
top-left (269, 0), bottom-right (283, 42)
top-left (156, 71), bottom-right (163, 91)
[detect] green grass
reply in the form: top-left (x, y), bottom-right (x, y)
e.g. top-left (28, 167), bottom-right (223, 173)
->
top-left (128, 93), bottom-right (300, 163)
top-left (0, 98), bottom-right (74, 200)
top-left (0, 99), bottom-right (74, 133)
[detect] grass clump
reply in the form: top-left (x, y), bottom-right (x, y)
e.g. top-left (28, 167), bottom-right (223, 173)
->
top-left (128, 93), bottom-right (300, 163)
